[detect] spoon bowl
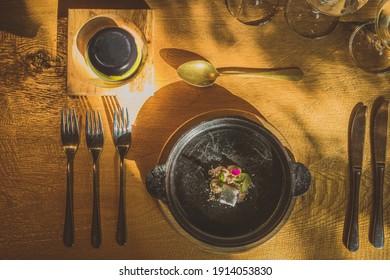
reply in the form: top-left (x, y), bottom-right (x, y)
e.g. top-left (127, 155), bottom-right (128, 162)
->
top-left (177, 60), bottom-right (304, 87)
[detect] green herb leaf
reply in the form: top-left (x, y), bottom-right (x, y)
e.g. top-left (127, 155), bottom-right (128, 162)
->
top-left (238, 173), bottom-right (253, 193)
top-left (234, 173), bottom-right (245, 183)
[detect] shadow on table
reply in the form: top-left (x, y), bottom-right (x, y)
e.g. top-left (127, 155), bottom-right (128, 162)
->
top-left (0, 0), bottom-right (40, 37)
top-left (134, 46), bottom-right (353, 259)
top-left (128, 81), bottom-right (265, 181)
top-left (129, 79), bottom-right (354, 259)
top-left (159, 48), bottom-right (210, 69)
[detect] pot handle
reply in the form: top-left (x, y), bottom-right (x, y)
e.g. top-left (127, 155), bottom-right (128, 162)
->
top-left (146, 164), bottom-right (168, 204)
top-left (290, 162), bottom-right (311, 197)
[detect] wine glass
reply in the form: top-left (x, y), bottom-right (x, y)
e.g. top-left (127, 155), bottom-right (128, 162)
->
top-left (349, 0), bottom-right (390, 74)
top-left (285, 0), bottom-right (368, 39)
top-left (225, 0), bottom-right (280, 26)
top-left (308, 0), bottom-right (368, 17)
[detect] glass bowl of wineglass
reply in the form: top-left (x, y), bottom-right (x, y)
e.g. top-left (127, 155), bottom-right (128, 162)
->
top-left (349, 0), bottom-right (390, 74)
top-left (308, 0), bottom-right (368, 16)
top-left (225, 0), bottom-right (280, 26)
top-left (285, 0), bottom-right (368, 39)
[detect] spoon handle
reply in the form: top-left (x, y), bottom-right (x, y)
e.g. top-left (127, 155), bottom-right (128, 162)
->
top-left (219, 68), bottom-right (304, 82)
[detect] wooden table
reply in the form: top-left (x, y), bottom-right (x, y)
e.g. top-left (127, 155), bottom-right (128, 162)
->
top-left (1, 0), bottom-right (390, 260)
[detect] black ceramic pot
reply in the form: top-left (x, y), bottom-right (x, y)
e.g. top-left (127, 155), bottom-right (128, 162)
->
top-left (146, 116), bottom-right (311, 251)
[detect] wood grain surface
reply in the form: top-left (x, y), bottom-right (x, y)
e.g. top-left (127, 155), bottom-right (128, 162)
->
top-left (1, 0), bottom-right (390, 260)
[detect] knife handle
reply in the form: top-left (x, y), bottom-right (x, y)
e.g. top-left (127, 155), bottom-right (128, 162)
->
top-left (346, 168), bottom-right (361, 252)
top-left (371, 163), bottom-right (385, 249)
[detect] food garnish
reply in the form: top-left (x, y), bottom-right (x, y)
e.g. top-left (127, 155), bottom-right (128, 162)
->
top-left (208, 165), bottom-right (253, 206)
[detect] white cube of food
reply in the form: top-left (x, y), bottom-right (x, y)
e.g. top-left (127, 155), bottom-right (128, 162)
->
top-left (219, 185), bottom-right (239, 207)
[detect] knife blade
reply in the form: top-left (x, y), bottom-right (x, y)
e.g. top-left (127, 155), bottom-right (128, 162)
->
top-left (346, 104), bottom-right (367, 252)
top-left (371, 98), bottom-right (388, 249)
top-left (350, 105), bottom-right (367, 169)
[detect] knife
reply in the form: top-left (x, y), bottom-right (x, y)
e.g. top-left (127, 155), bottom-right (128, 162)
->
top-left (370, 98), bottom-right (388, 249)
top-left (346, 104), bottom-right (367, 252)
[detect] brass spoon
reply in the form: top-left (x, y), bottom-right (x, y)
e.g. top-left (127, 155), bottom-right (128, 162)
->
top-left (177, 60), bottom-right (304, 87)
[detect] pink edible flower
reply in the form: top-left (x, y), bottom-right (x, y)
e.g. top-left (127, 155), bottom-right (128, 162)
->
top-left (231, 169), bottom-right (241, 176)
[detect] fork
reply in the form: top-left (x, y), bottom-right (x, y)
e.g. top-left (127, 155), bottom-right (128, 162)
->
top-left (113, 107), bottom-right (132, 246)
top-left (61, 109), bottom-right (80, 247)
top-left (86, 110), bottom-right (104, 248)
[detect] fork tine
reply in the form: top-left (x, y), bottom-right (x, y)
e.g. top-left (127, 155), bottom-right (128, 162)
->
top-left (91, 110), bottom-right (99, 136)
top-left (73, 109), bottom-right (79, 136)
top-left (66, 109), bottom-right (70, 135)
top-left (91, 110), bottom-right (96, 136)
top-left (125, 107), bottom-right (130, 132)
top-left (90, 110), bottom-right (93, 136)
top-left (86, 110), bottom-right (90, 136)
top-left (113, 108), bottom-right (117, 136)
top-left (113, 108), bottom-right (118, 136)
top-left (70, 108), bottom-right (75, 135)
top-left (97, 110), bottom-right (104, 136)
top-left (118, 108), bottom-right (122, 134)
top-left (121, 107), bottom-right (126, 134)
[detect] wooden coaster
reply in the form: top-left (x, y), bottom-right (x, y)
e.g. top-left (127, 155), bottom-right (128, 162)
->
top-left (67, 9), bottom-right (154, 96)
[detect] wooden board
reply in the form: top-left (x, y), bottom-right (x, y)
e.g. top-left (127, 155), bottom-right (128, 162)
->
top-left (66, 9), bottom-right (154, 97)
